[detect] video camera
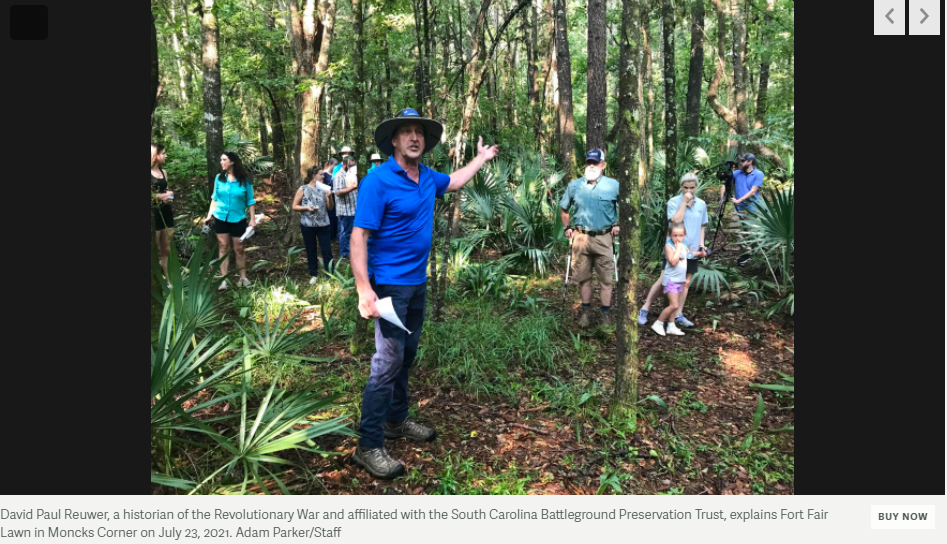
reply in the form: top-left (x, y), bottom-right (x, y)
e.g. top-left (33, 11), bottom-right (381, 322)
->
top-left (715, 160), bottom-right (739, 190)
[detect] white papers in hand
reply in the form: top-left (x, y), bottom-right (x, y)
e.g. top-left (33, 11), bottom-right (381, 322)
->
top-left (375, 297), bottom-right (411, 334)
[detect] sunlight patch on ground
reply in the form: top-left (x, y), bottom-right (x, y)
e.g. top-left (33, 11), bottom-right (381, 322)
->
top-left (296, 307), bottom-right (324, 333)
top-left (719, 348), bottom-right (758, 380)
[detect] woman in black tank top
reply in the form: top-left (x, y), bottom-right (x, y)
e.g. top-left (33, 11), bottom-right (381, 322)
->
top-left (152, 143), bottom-right (175, 285)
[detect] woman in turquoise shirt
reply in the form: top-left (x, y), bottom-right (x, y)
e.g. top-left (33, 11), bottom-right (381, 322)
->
top-left (202, 152), bottom-right (257, 290)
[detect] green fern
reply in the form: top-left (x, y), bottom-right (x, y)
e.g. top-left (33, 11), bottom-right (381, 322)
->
top-left (689, 260), bottom-right (730, 299)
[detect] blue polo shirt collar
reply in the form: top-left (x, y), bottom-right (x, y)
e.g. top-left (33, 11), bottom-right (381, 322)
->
top-left (386, 156), bottom-right (431, 178)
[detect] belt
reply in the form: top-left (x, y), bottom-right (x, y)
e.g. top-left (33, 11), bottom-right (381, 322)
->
top-left (574, 226), bottom-right (612, 236)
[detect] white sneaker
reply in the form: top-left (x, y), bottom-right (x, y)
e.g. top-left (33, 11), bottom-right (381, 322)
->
top-left (218, 280), bottom-right (228, 291)
top-left (309, 276), bottom-right (318, 285)
top-left (238, 277), bottom-right (251, 288)
top-left (666, 322), bottom-right (685, 336)
top-left (651, 321), bottom-right (666, 336)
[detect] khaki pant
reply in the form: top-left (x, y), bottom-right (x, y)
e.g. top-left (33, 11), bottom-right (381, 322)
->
top-left (571, 232), bottom-right (614, 285)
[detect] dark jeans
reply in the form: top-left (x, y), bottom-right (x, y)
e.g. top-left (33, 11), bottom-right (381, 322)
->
top-left (300, 224), bottom-right (333, 276)
top-left (338, 215), bottom-right (355, 258)
top-left (358, 281), bottom-right (427, 449)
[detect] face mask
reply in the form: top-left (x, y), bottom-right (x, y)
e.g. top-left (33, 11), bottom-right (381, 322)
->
top-left (584, 166), bottom-right (601, 181)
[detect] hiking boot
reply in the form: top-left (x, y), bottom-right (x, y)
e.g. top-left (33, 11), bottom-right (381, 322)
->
top-left (577, 306), bottom-right (591, 328)
top-left (351, 446), bottom-right (405, 480)
top-left (384, 418), bottom-right (436, 442)
top-left (600, 310), bottom-right (613, 325)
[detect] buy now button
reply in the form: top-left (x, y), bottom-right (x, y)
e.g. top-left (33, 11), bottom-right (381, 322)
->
top-left (871, 505), bottom-right (935, 529)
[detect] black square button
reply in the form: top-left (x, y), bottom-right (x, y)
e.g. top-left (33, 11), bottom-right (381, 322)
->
top-left (10, 6), bottom-right (48, 40)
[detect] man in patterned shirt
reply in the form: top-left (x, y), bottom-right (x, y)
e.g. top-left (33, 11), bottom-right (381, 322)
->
top-left (332, 156), bottom-right (359, 259)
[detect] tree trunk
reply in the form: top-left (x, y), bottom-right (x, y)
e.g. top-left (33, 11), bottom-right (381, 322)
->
top-left (353, 0), bottom-right (366, 160)
top-left (429, 218), bottom-right (441, 320)
top-left (537, 0), bottom-right (554, 151)
top-left (292, 0), bottom-right (316, 182)
top-left (169, 2), bottom-right (189, 106)
top-left (238, 86), bottom-right (253, 138)
top-left (411, 0), bottom-right (426, 110)
top-left (510, 23), bottom-right (519, 127)
top-left (753, 0), bottom-right (774, 130)
top-left (262, 6), bottom-right (286, 168)
top-left (178, 0), bottom-right (198, 100)
top-left (382, 30), bottom-right (392, 115)
top-left (527, 0), bottom-right (540, 142)
top-left (259, 105), bottom-right (269, 156)
top-left (683, 0), bottom-right (704, 140)
top-left (552, 36), bottom-right (561, 153)
top-left (586, 0), bottom-right (607, 151)
top-left (438, 13), bottom-right (449, 121)
top-left (661, 0), bottom-right (677, 196)
top-left (423, 0), bottom-right (433, 116)
top-left (612, 0), bottom-right (642, 426)
top-left (201, 0), bottom-right (224, 196)
top-left (553, 0), bottom-right (576, 177)
top-left (262, 85), bottom-right (286, 168)
top-left (342, 100), bottom-right (350, 145)
top-left (710, 0), bottom-right (734, 154)
top-left (293, 0), bottom-right (338, 184)
top-left (643, 0), bottom-right (654, 174)
top-left (323, 89), bottom-right (334, 157)
top-left (731, 0), bottom-right (748, 155)
top-left (636, 0), bottom-right (648, 190)
top-left (709, 0), bottom-right (730, 152)
top-left (151, 13), bottom-right (159, 121)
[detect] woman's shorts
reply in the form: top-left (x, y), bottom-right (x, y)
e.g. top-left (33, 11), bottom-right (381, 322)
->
top-left (664, 281), bottom-right (685, 294)
top-left (154, 205), bottom-right (174, 230)
top-left (214, 218), bottom-right (247, 237)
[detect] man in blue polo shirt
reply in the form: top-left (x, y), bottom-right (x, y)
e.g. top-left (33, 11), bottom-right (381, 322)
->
top-left (728, 153), bottom-right (763, 212)
top-left (349, 108), bottom-right (499, 479)
top-left (724, 153), bottom-right (764, 266)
